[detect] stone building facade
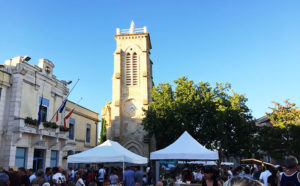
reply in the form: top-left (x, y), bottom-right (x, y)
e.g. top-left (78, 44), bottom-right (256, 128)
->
top-left (0, 56), bottom-right (99, 170)
top-left (102, 22), bottom-right (156, 157)
top-left (64, 100), bottom-right (99, 168)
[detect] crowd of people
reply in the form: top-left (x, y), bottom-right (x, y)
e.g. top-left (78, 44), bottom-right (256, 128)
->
top-left (0, 165), bottom-right (152, 186)
top-left (0, 156), bottom-right (299, 186)
top-left (170, 156), bottom-right (299, 186)
top-left (0, 166), bottom-right (100, 186)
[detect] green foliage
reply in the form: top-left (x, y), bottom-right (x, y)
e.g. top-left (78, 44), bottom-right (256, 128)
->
top-left (258, 100), bottom-right (300, 160)
top-left (24, 117), bottom-right (38, 126)
top-left (257, 125), bottom-right (300, 160)
top-left (43, 121), bottom-right (58, 129)
top-left (266, 99), bottom-right (300, 128)
top-left (25, 117), bottom-right (68, 132)
top-left (59, 126), bottom-right (69, 132)
top-left (142, 76), bottom-right (257, 158)
top-left (256, 126), bottom-right (286, 160)
top-left (99, 118), bottom-right (107, 144)
top-left (289, 125), bottom-right (300, 158)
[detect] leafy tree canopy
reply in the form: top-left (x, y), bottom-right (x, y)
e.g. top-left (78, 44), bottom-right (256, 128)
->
top-left (99, 118), bottom-right (107, 144)
top-left (266, 99), bottom-right (300, 128)
top-left (142, 76), bottom-right (257, 158)
top-left (258, 100), bottom-right (300, 160)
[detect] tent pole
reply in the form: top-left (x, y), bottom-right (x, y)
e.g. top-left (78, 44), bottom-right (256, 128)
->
top-left (123, 160), bottom-right (125, 179)
top-left (155, 160), bottom-right (159, 183)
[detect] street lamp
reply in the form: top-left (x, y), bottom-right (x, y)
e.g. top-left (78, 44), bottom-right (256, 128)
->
top-left (22, 56), bottom-right (31, 62)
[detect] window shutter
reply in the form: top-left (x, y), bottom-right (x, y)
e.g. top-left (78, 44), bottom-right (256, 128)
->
top-left (132, 53), bottom-right (138, 85)
top-left (125, 53), bottom-right (132, 85)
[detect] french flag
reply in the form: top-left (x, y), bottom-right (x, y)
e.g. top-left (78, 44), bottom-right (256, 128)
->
top-left (64, 108), bottom-right (75, 128)
top-left (56, 100), bottom-right (67, 122)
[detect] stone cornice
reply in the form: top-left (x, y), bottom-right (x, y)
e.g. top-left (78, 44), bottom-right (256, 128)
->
top-left (114, 33), bottom-right (152, 49)
top-left (114, 33), bottom-right (149, 37)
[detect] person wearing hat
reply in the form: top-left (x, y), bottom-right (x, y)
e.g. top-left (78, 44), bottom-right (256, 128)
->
top-left (0, 166), bottom-right (10, 186)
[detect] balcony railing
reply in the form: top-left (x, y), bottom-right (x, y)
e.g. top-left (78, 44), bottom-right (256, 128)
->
top-left (116, 27), bottom-right (147, 35)
top-left (14, 117), bottom-right (68, 139)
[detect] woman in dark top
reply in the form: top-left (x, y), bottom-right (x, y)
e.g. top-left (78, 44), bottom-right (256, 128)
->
top-left (18, 168), bottom-right (30, 186)
top-left (267, 167), bottom-right (278, 186)
top-left (202, 167), bottom-right (222, 186)
top-left (268, 168), bottom-right (278, 186)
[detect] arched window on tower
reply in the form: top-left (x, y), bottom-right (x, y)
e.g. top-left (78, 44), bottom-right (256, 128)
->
top-left (125, 53), bottom-right (132, 85)
top-left (132, 53), bottom-right (139, 85)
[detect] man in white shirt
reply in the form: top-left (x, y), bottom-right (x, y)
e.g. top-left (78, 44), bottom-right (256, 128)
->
top-left (196, 172), bottom-right (203, 182)
top-left (28, 169), bottom-right (36, 183)
top-left (259, 167), bottom-right (271, 186)
top-left (98, 166), bottom-right (106, 185)
top-left (227, 167), bottom-right (233, 179)
top-left (68, 167), bottom-right (75, 181)
top-left (109, 170), bottom-right (118, 185)
top-left (52, 167), bottom-right (66, 185)
top-left (195, 169), bottom-right (202, 183)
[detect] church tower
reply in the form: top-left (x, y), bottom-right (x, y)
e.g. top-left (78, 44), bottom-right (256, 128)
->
top-left (102, 21), bottom-right (154, 156)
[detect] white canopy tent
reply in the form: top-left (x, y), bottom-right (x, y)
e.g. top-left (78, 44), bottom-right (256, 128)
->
top-left (150, 131), bottom-right (219, 183)
top-left (67, 140), bottom-right (148, 165)
top-left (150, 131), bottom-right (219, 160)
top-left (178, 161), bottom-right (234, 166)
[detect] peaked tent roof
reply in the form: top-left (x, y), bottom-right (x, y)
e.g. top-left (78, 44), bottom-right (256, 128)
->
top-left (150, 131), bottom-right (219, 160)
top-left (67, 140), bottom-right (148, 164)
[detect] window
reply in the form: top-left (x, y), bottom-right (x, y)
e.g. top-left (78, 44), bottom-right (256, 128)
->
top-left (15, 147), bottom-right (26, 168)
top-left (125, 52), bottom-right (139, 86)
top-left (50, 150), bottom-right (58, 167)
top-left (86, 124), bottom-right (91, 143)
top-left (38, 97), bottom-right (49, 122)
top-left (0, 88), bottom-right (2, 100)
top-left (125, 53), bottom-right (132, 85)
top-left (40, 106), bottom-right (47, 122)
top-left (132, 53), bottom-right (139, 85)
top-left (33, 149), bottom-right (45, 172)
top-left (69, 119), bottom-right (75, 140)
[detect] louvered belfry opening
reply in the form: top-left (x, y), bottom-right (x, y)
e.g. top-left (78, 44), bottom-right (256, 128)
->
top-left (125, 53), bottom-right (132, 85)
top-left (125, 52), bottom-right (139, 86)
top-left (132, 53), bottom-right (138, 85)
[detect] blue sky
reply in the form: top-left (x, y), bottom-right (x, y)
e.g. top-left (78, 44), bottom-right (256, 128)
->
top-left (1, 0), bottom-right (300, 119)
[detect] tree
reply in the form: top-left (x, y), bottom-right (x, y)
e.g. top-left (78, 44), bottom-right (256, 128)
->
top-left (99, 118), bottom-right (107, 144)
top-left (142, 76), bottom-right (257, 159)
top-left (258, 100), bottom-right (300, 160)
top-left (256, 126), bottom-right (286, 160)
top-left (266, 99), bottom-right (300, 128)
top-left (289, 125), bottom-right (300, 159)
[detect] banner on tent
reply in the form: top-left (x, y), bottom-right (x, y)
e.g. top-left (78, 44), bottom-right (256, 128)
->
top-left (160, 160), bottom-right (177, 165)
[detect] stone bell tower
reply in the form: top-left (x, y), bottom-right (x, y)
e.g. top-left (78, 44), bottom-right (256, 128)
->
top-left (102, 21), bottom-right (154, 156)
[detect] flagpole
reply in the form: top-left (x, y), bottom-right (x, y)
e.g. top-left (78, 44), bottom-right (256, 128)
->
top-left (65, 78), bottom-right (80, 99)
top-left (37, 81), bottom-right (46, 125)
top-left (49, 78), bottom-right (80, 122)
